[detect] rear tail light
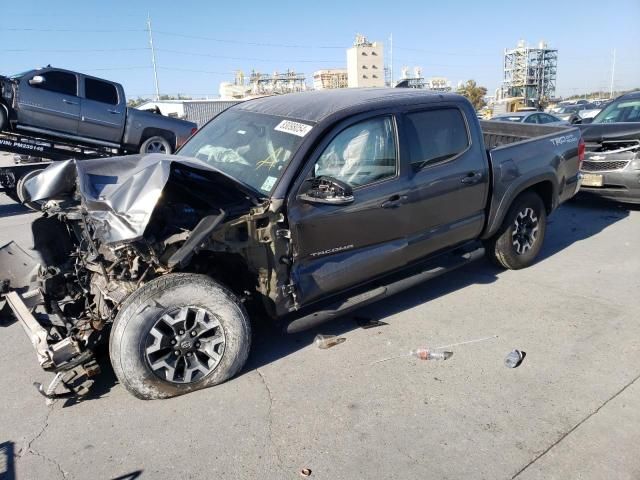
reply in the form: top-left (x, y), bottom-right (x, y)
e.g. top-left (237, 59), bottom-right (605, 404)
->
top-left (176, 128), bottom-right (198, 150)
top-left (578, 137), bottom-right (585, 169)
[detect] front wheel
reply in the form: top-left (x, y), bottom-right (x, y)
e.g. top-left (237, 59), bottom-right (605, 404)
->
top-left (486, 191), bottom-right (547, 270)
top-left (109, 273), bottom-right (251, 400)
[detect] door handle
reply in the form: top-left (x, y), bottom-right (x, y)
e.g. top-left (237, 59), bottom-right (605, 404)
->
top-left (381, 194), bottom-right (407, 209)
top-left (108, 109), bottom-right (121, 114)
top-left (460, 171), bottom-right (483, 185)
top-left (62, 98), bottom-right (77, 105)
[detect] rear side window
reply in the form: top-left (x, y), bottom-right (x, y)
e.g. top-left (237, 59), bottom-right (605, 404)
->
top-left (85, 78), bottom-right (118, 105)
top-left (405, 108), bottom-right (469, 169)
top-left (37, 71), bottom-right (77, 96)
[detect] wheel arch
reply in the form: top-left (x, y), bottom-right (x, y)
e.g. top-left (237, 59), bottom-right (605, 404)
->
top-left (483, 173), bottom-right (557, 240)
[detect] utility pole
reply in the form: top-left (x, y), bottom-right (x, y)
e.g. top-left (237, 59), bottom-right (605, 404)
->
top-left (147, 14), bottom-right (160, 101)
top-left (609, 48), bottom-right (616, 99)
top-left (389, 33), bottom-right (393, 86)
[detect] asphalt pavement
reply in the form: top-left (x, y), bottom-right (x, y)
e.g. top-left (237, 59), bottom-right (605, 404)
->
top-left (1, 153), bottom-right (639, 479)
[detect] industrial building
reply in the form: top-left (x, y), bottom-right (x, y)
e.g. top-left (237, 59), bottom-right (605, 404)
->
top-left (313, 69), bottom-right (349, 90)
top-left (219, 69), bottom-right (307, 99)
top-left (347, 34), bottom-right (385, 88)
top-left (501, 40), bottom-right (558, 107)
top-left (136, 99), bottom-right (242, 127)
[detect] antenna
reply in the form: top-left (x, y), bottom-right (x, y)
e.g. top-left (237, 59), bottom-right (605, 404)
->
top-left (609, 48), bottom-right (616, 99)
top-left (147, 14), bottom-right (160, 101)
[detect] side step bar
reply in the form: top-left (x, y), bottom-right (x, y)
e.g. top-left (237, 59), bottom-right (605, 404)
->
top-left (285, 246), bottom-right (485, 333)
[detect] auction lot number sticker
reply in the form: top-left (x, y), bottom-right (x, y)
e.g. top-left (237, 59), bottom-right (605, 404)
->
top-left (274, 120), bottom-right (313, 137)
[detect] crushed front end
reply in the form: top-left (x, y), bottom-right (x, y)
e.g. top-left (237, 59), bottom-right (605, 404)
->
top-left (0, 154), bottom-right (278, 401)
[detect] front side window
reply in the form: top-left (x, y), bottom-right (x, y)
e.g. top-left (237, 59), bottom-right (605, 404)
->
top-left (36, 71), bottom-right (77, 96)
top-left (524, 114), bottom-right (539, 124)
top-left (405, 108), bottom-right (469, 169)
top-left (314, 116), bottom-right (397, 188)
top-left (85, 78), bottom-right (118, 105)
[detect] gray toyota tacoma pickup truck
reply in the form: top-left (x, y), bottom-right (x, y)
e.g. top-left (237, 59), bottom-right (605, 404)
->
top-left (0, 67), bottom-right (196, 154)
top-left (0, 89), bottom-right (583, 400)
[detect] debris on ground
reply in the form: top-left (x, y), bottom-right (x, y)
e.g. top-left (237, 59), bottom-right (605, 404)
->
top-left (371, 334), bottom-right (497, 365)
top-left (410, 349), bottom-right (453, 361)
top-left (504, 349), bottom-right (525, 368)
top-left (314, 334), bottom-right (346, 349)
top-left (300, 467), bottom-right (312, 476)
top-left (354, 316), bottom-right (388, 329)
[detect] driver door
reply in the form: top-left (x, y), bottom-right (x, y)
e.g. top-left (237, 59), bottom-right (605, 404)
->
top-left (17, 69), bottom-right (80, 134)
top-left (287, 113), bottom-right (410, 307)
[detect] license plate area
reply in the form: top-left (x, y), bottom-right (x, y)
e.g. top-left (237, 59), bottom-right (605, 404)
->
top-left (582, 173), bottom-right (603, 187)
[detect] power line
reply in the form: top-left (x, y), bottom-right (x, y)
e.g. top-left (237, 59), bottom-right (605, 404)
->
top-left (0, 47), bottom-right (149, 53)
top-left (0, 27), bottom-right (145, 33)
top-left (154, 30), bottom-right (344, 49)
top-left (156, 48), bottom-right (342, 64)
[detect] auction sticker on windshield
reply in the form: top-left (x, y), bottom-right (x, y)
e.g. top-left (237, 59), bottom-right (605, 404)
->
top-left (274, 120), bottom-right (313, 137)
top-left (261, 176), bottom-right (278, 192)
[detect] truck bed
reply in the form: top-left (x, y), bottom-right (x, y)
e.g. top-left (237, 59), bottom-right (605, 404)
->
top-left (479, 120), bottom-right (573, 149)
top-left (479, 120), bottom-right (582, 240)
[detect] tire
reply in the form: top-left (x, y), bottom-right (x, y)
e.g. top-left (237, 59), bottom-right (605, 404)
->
top-left (0, 105), bottom-right (7, 131)
top-left (109, 273), bottom-right (251, 400)
top-left (139, 135), bottom-right (172, 155)
top-left (486, 191), bottom-right (547, 270)
top-left (15, 169), bottom-right (44, 211)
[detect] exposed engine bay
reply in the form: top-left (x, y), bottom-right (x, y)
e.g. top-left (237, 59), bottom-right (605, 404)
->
top-left (0, 154), bottom-right (292, 400)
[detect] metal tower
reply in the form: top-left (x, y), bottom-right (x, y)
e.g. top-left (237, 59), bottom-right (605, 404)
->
top-left (502, 40), bottom-right (557, 107)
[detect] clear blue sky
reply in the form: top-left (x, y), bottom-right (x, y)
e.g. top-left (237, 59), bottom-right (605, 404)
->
top-left (2, 0), bottom-right (638, 99)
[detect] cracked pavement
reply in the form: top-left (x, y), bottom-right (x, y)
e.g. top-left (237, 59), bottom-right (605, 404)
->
top-left (1, 152), bottom-right (640, 479)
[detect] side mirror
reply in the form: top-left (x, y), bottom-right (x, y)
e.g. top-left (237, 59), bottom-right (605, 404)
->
top-left (298, 176), bottom-right (354, 205)
top-left (29, 75), bottom-right (45, 86)
top-left (581, 117), bottom-right (594, 124)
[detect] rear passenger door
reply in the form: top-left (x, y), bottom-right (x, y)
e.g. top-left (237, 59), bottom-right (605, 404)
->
top-left (399, 105), bottom-right (489, 263)
top-left (79, 76), bottom-right (125, 143)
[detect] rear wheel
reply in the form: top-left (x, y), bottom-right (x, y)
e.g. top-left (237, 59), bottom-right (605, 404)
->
top-left (109, 273), bottom-right (251, 400)
top-left (140, 135), bottom-right (172, 154)
top-left (486, 191), bottom-right (547, 270)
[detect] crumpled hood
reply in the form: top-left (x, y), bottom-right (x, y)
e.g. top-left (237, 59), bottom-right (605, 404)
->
top-left (25, 153), bottom-right (257, 245)
top-left (578, 123), bottom-right (640, 143)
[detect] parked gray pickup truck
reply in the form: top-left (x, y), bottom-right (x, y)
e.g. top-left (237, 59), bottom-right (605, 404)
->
top-left (0, 89), bottom-right (582, 400)
top-left (0, 67), bottom-right (196, 154)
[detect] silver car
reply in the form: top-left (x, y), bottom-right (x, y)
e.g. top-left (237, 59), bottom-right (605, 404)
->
top-left (491, 111), bottom-right (569, 126)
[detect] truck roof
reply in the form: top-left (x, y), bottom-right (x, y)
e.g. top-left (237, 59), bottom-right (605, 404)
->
top-left (234, 88), bottom-right (463, 123)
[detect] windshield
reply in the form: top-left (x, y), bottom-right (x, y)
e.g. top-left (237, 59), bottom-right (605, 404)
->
top-left (592, 98), bottom-right (640, 123)
top-left (178, 109), bottom-right (313, 195)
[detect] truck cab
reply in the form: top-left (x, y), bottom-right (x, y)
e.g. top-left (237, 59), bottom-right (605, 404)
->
top-left (13, 67), bottom-right (127, 146)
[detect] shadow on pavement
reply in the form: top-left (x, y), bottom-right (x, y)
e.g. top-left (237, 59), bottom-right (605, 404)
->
top-left (112, 470), bottom-right (144, 480)
top-left (0, 441), bottom-right (15, 480)
top-left (539, 194), bottom-right (632, 262)
top-left (244, 259), bottom-right (501, 374)
top-left (0, 201), bottom-right (29, 218)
